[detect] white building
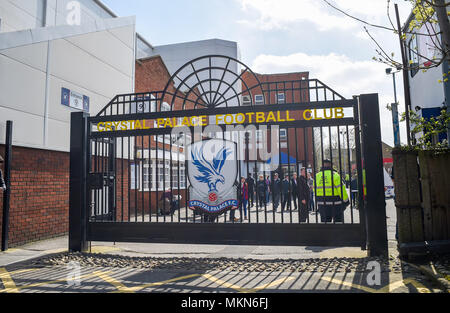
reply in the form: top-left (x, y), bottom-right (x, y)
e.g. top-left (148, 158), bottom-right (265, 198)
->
top-left (403, 10), bottom-right (450, 142)
top-left (0, 0), bottom-right (155, 151)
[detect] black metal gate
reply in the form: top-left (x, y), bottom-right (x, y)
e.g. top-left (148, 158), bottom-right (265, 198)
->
top-left (69, 55), bottom-right (388, 255)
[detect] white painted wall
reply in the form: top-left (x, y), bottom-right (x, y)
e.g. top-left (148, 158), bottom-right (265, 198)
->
top-left (0, 0), bottom-right (46, 32)
top-left (0, 19), bottom-right (136, 151)
top-left (409, 65), bottom-right (446, 110)
top-left (405, 18), bottom-right (445, 111)
top-left (0, 0), bottom-right (117, 32)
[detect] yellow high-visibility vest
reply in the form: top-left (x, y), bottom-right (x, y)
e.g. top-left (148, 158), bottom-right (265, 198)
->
top-left (315, 170), bottom-right (349, 203)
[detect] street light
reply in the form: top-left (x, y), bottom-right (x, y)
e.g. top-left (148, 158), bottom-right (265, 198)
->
top-left (386, 68), bottom-right (401, 147)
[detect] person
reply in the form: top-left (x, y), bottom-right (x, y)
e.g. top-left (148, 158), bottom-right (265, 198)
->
top-left (0, 155), bottom-right (6, 191)
top-left (350, 171), bottom-right (358, 207)
top-left (230, 177), bottom-right (248, 222)
top-left (271, 173), bottom-right (281, 211)
top-left (247, 174), bottom-right (255, 208)
top-left (298, 168), bottom-right (311, 222)
top-left (315, 159), bottom-right (349, 223)
top-left (290, 173), bottom-right (299, 210)
top-left (256, 175), bottom-right (266, 208)
top-left (307, 172), bottom-right (315, 212)
top-left (265, 175), bottom-right (271, 204)
top-left (159, 188), bottom-right (178, 215)
top-left (281, 174), bottom-right (291, 212)
top-left (345, 173), bottom-right (350, 188)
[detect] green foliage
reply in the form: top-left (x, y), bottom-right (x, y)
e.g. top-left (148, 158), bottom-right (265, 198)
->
top-left (400, 109), bottom-right (450, 152)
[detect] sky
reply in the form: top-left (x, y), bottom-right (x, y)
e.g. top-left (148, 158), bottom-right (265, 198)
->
top-left (102, 0), bottom-right (414, 147)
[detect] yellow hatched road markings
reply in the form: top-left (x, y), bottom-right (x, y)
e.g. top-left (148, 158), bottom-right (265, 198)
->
top-left (0, 268), bottom-right (39, 293)
top-left (201, 273), bottom-right (295, 293)
top-left (0, 266), bottom-right (436, 293)
top-left (0, 268), bottom-right (112, 293)
top-left (320, 276), bottom-right (432, 293)
top-left (109, 274), bottom-right (202, 293)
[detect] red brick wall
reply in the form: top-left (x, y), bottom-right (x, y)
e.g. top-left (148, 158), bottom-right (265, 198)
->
top-left (0, 145), bottom-right (132, 247)
top-left (0, 145), bottom-right (69, 247)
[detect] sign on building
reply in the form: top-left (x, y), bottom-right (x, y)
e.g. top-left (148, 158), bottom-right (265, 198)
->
top-left (61, 87), bottom-right (90, 112)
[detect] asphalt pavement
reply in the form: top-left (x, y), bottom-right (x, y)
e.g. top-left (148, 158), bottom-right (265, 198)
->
top-left (0, 199), bottom-right (446, 293)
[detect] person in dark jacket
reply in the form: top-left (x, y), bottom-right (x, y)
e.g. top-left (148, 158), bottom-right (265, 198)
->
top-left (281, 174), bottom-right (291, 212)
top-left (271, 173), bottom-right (281, 211)
top-left (230, 177), bottom-right (249, 221)
top-left (291, 173), bottom-right (299, 210)
top-left (256, 175), bottom-right (266, 208)
top-left (247, 174), bottom-right (255, 208)
top-left (298, 167), bottom-right (311, 222)
top-left (0, 155), bottom-right (6, 191)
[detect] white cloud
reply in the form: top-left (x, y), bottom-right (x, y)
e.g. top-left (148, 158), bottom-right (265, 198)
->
top-left (251, 52), bottom-right (408, 146)
top-left (236, 0), bottom-right (412, 32)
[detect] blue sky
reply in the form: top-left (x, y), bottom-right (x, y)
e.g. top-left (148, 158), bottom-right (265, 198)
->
top-left (102, 0), bottom-right (414, 146)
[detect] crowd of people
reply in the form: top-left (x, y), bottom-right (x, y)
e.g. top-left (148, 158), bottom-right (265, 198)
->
top-left (231, 159), bottom-right (351, 223)
top-left (230, 167), bottom-right (317, 223)
top-left (159, 159), bottom-right (353, 224)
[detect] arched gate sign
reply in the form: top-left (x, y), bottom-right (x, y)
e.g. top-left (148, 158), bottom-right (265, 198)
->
top-left (69, 55), bottom-right (388, 256)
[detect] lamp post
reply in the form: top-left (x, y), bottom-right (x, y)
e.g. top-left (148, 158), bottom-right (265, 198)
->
top-left (386, 68), bottom-right (401, 147)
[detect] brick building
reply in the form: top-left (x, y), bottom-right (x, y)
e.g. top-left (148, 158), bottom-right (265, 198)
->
top-left (241, 71), bottom-right (314, 177)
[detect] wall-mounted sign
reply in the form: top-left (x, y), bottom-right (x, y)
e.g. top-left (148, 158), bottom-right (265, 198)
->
top-left (61, 87), bottom-right (90, 112)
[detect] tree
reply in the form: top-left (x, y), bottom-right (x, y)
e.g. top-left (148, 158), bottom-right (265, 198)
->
top-left (322, 0), bottom-right (450, 73)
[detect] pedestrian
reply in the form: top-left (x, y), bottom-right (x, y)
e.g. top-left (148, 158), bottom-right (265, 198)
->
top-left (256, 175), bottom-right (267, 208)
top-left (281, 174), bottom-right (290, 212)
top-left (265, 175), bottom-right (271, 204)
top-left (247, 173), bottom-right (255, 208)
top-left (291, 173), bottom-right (299, 210)
top-left (350, 171), bottom-right (358, 207)
top-left (271, 173), bottom-right (281, 211)
top-left (307, 172), bottom-right (315, 211)
top-left (298, 168), bottom-right (311, 222)
top-left (315, 159), bottom-right (349, 223)
top-left (0, 155), bottom-right (6, 191)
top-left (159, 188), bottom-right (175, 215)
top-left (230, 177), bottom-right (249, 222)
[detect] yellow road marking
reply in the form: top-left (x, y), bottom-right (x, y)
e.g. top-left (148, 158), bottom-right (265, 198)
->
top-left (110, 274), bottom-right (202, 293)
top-left (2, 248), bottom-right (21, 254)
top-left (321, 276), bottom-right (431, 293)
top-left (251, 276), bottom-right (296, 292)
top-left (201, 274), bottom-right (295, 293)
top-left (320, 276), bottom-right (378, 293)
top-left (381, 278), bottom-right (431, 293)
top-left (201, 274), bottom-right (248, 292)
top-left (93, 271), bottom-right (136, 292)
top-left (0, 270), bottom-right (111, 293)
top-left (0, 268), bottom-right (20, 293)
top-left (89, 246), bottom-right (121, 254)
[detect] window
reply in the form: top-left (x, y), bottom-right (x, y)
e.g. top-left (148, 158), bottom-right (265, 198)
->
top-left (277, 93), bottom-right (285, 104)
top-left (255, 94), bottom-right (264, 105)
top-left (142, 160), bottom-right (152, 190)
top-left (242, 95), bottom-right (251, 106)
top-left (280, 129), bottom-right (287, 141)
top-left (408, 36), bottom-right (419, 77)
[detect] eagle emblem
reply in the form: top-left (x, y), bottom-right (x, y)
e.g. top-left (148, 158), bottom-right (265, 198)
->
top-left (191, 145), bottom-right (232, 193)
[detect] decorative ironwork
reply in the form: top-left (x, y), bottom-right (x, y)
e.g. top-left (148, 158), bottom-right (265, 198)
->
top-left (96, 55), bottom-right (347, 117)
top-left (161, 55), bottom-right (264, 111)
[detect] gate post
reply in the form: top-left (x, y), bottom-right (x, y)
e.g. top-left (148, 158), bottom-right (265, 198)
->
top-left (359, 94), bottom-right (388, 257)
top-left (1, 121), bottom-right (13, 251)
top-left (69, 112), bottom-right (89, 252)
